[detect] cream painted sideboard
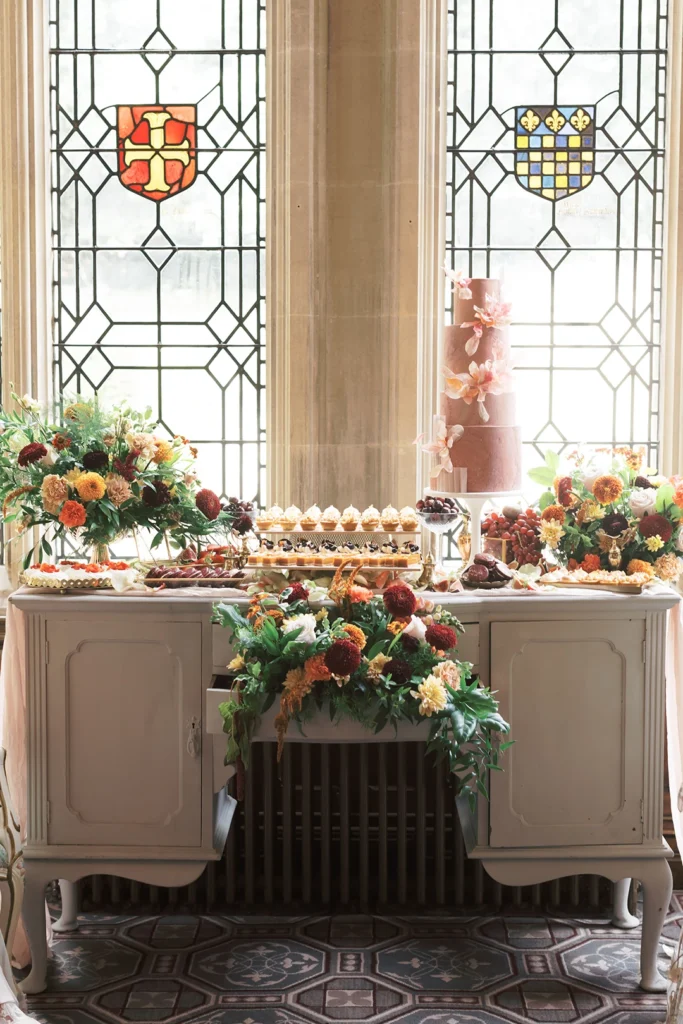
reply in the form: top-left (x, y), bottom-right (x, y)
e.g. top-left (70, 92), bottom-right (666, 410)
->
top-left (9, 586), bottom-right (679, 994)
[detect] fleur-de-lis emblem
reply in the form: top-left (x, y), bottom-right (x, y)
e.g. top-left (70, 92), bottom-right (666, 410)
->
top-left (520, 108), bottom-right (540, 132)
top-left (545, 109), bottom-right (566, 132)
top-left (570, 107), bottom-right (591, 132)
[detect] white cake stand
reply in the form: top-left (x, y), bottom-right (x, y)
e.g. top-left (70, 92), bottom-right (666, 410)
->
top-left (424, 489), bottom-right (522, 561)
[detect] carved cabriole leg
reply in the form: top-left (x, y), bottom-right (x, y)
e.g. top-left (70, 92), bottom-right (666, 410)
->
top-left (638, 859), bottom-right (673, 992)
top-left (52, 880), bottom-right (78, 933)
top-left (18, 868), bottom-right (48, 995)
top-left (612, 878), bottom-right (639, 929)
top-left (5, 862), bottom-right (24, 964)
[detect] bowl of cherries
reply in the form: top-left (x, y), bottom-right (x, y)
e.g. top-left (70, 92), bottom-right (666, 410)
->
top-left (416, 494), bottom-right (460, 534)
top-left (461, 553), bottom-right (513, 589)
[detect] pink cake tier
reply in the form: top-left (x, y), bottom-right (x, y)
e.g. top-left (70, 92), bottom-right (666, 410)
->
top-left (440, 277), bottom-right (521, 493)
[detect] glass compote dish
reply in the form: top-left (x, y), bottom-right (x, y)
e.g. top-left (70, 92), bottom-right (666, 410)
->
top-left (416, 495), bottom-right (462, 578)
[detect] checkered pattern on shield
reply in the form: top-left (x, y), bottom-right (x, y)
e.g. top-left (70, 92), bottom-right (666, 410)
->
top-left (514, 106), bottom-right (595, 201)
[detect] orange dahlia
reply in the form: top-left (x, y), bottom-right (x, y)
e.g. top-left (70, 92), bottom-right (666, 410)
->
top-left (579, 553), bottom-right (601, 572)
top-left (58, 500), bottom-right (87, 528)
top-left (541, 504), bottom-right (566, 523)
top-left (674, 483), bottom-right (683, 509)
top-left (592, 475), bottom-right (623, 504)
top-left (627, 558), bottom-right (655, 577)
top-left (341, 623), bottom-right (367, 650)
top-left (75, 471), bottom-right (106, 501)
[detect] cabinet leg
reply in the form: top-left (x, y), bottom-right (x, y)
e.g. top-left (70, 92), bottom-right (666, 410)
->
top-left (18, 871), bottom-right (48, 995)
top-left (612, 878), bottom-right (639, 929)
top-left (53, 880), bottom-right (78, 933)
top-left (638, 860), bottom-right (673, 992)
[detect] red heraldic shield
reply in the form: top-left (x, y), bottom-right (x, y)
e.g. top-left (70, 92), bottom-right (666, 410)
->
top-left (117, 105), bottom-right (197, 201)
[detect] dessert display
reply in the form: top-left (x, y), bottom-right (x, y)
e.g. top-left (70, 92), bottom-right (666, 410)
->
top-left (417, 274), bottom-right (522, 495)
top-left (461, 553), bottom-right (513, 589)
top-left (246, 537), bottom-right (420, 569)
top-left (538, 567), bottom-right (653, 592)
top-left (22, 560), bottom-right (139, 590)
top-left (253, 503), bottom-right (420, 534)
top-left (144, 564), bottom-right (245, 586)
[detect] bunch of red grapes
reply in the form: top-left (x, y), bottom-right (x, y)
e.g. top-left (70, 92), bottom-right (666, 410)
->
top-left (481, 506), bottom-right (543, 566)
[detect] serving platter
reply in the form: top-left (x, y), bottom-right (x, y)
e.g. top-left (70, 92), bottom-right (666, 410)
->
top-left (19, 573), bottom-right (114, 591)
top-left (542, 580), bottom-right (643, 595)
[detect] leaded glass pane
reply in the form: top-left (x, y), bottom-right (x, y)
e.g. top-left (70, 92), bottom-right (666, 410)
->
top-left (445, 0), bottom-right (666, 485)
top-left (49, 0), bottom-right (266, 504)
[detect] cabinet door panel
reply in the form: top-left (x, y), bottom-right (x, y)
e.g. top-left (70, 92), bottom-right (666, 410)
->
top-left (46, 619), bottom-right (202, 847)
top-left (490, 619), bottom-right (644, 848)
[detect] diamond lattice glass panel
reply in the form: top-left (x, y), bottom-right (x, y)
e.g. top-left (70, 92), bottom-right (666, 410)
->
top-left (49, 0), bottom-right (266, 504)
top-left (444, 0), bottom-right (667, 561)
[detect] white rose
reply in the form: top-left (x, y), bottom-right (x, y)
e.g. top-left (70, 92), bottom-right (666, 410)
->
top-left (40, 446), bottom-right (56, 467)
top-left (629, 487), bottom-right (657, 520)
top-left (281, 613), bottom-right (318, 645)
top-left (676, 526), bottom-right (683, 552)
top-left (402, 614), bottom-right (427, 643)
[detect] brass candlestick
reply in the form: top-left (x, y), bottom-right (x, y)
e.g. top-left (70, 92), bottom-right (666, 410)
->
top-left (456, 514), bottom-right (472, 563)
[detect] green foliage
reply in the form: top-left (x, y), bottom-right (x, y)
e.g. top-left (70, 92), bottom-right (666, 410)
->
top-left (215, 592), bottom-right (510, 804)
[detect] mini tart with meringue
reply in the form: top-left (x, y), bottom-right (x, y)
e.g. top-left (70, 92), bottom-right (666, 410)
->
top-left (267, 504), bottom-right (284, 525)
top-left (279, 505), bottom-right (301, 530)
top-left (320, 505), bottom-right (341, 530)
top-left (341, 505), bottom-right (360, 530)
top-left (380, 505), bottom-right (401, 530)
top-left (360, 505), bottom-right (381, 530)
top-left (255, 510), bottom-right (274, 530)
top-left (399, 506), bottom-right (419, 531)
top-left (300, 504), bottom-right (322, 530)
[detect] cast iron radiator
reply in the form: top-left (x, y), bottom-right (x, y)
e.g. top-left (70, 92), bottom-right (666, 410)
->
top-left (79, 741), bottom-right (614, 912)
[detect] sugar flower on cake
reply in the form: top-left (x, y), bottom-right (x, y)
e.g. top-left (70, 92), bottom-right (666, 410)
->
top-left (443, 351), bottom-right (514, 422)
top-left (460, 293), bottom-right (513, 355)
top-left (443, 263), bottom-right (472, 300)
top-left (414, 414), bottom-right (463, 473)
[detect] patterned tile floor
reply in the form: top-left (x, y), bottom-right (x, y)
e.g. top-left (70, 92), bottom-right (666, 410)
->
top-left (23, 898), bottom-right (683, 1024)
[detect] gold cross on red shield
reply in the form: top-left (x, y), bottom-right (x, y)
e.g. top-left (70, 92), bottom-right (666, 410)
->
top-left (117, 105), bottom-right (197, 201)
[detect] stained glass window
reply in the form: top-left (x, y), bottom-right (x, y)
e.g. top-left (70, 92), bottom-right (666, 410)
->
top-left (49, 0), bottom-right (266, 503)
top-left (445, 0), bottom-right (667, 484)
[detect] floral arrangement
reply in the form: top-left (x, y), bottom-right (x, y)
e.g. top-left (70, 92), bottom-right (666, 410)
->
top-left (0, 391), bottom-right (241, 565)
top-left (214, 569), bottom-right (510, 803)
top-left (530, 447), bottom-right (683, 581)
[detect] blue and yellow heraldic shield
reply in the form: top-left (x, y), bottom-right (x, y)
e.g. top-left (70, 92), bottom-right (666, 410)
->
top-left (514, 105), bottom-right (595, 201)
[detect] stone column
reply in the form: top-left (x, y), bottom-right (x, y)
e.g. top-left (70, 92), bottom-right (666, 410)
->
top-left (267, 0), bottom-right (447, 511)
top-left (0, 0), bottom-right (52, 582)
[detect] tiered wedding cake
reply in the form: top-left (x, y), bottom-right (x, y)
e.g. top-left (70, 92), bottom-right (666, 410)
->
top-left (439, 277), bottom-right (521, 493)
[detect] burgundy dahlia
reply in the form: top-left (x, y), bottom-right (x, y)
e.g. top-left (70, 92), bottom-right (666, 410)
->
top-left (324, 638), bottom-right (362, 677)
top-left (635, 475), bottom-right (653, 490)
top-left (425, 623), bottom-right (458, 651)
top-left (282, 582), bottom-right (309, 604)
top-left (196, 488), bottom-right (221, 521)
top-left (142, 478), bottom-right (172, 508)
top-left (383, 581), bottom-right (417, 618)
top-left (601, 512), bottom-right (629, 537)
top-left (639, 513), bottom-right (673, 543)
top-left (384, 657), bottom-right (412, 686)
top-left (82, 449), bottom-right (109, 471)
top-left (18, 442), bottom-right (47, 467)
